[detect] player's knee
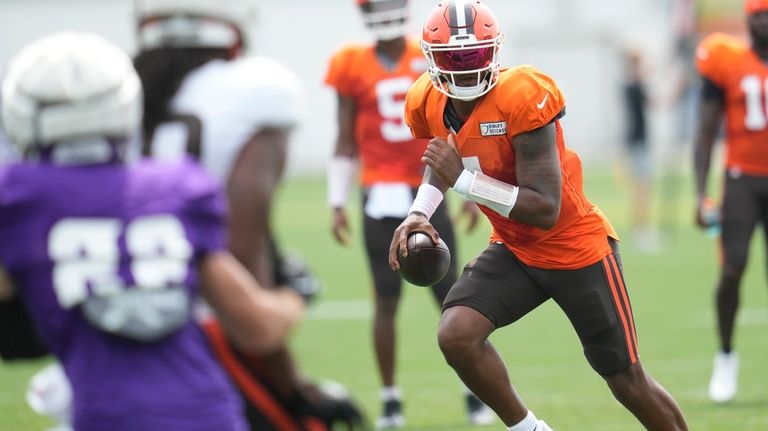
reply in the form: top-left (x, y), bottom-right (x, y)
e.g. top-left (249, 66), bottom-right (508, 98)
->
top-left (721, 263), bottom-right (746, 286)
top-left (374, 295), bottom-right (399, 318)
top-left (437, 330), bottom-right (478, 368)
top-left (604, 363), bottom-right (648, 403)
top-left (437, 314), bottom-right (485, 367)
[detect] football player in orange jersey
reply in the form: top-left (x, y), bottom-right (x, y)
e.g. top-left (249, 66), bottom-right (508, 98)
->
top-left (388, 1), bottom-right (689, 430)
top-left (325, 0), bottom-right (486, 428)
top-left (694, 0), bottom-right (768, 404)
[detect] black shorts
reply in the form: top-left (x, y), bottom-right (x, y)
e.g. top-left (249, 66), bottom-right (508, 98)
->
top-left (720, 171), bottom-right (768, 269)
top-left (362, 190), bottom-right (457, 304)
top-left (443, 240), bottom-right (638, 376)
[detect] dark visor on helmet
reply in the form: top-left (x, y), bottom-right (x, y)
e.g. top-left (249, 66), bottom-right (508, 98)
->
top-left (433, 46), bottom-right (494, 72)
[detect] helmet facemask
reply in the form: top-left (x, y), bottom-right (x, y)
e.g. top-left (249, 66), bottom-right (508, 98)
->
top-left (360, 0), bottom-right (409, 42)
top-left (138, 14), bottom-right (244, 51)
top-left (422, 34), bottom-right (502, 101)
top-left (748, 10), bottom-right (768, 48)
top-left (135, 0), bottom-right (258, 52)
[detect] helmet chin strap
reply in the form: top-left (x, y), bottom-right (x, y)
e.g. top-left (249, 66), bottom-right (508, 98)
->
top-left (446, 80), bottom-right (488, 101)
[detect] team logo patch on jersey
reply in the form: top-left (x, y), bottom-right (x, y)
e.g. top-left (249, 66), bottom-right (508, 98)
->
top-left (479, 122), bottom-right (507, 136)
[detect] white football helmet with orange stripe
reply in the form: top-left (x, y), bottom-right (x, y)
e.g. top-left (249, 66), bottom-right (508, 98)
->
top-left (420, 0), bottom-right (503, 101)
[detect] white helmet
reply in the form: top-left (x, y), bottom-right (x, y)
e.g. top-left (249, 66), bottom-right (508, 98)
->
top-left (135, 0), bottom-right (260, 50)
top-left (357, 0), bottom-right (410, 42)
top-left (1, 31), bottom-right (142, 151)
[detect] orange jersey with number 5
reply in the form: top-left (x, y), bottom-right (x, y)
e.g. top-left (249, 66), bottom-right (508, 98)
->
top-left (325, 38), bottom-right (429, 186)
top-left (697, 33), bottom-right (768, 176)
top-left (405, 66), bottom-right (617, 269)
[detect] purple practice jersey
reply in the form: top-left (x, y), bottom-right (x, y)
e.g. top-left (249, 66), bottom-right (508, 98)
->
top-left (0, 157), bottom-right (247, 431)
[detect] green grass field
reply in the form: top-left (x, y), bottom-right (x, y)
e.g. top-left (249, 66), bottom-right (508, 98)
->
top-left (1, 168), bottom-right (766, 431)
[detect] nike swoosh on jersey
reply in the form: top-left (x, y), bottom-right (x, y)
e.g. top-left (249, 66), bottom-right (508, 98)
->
top-left (536, 94), bottom-right (549, 110)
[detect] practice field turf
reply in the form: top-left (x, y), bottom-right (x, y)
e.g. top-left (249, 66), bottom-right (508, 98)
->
top-left (1, 168), bottom-right (766, 431)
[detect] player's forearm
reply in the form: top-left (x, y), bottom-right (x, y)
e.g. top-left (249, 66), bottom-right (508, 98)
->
top-left (328, 154), bottom-right (357, 209)
top-left (452, 168), bottom-right (560, 229)
top-left (201, 253), bottom-right (303, 354)
top-left (508, 187), bottom-right (561, 229)
top-left (692, 100), bottom-right (723, 200)
top-left (407, 167), bottom-right (448, 220)
top-left (423, 165), bottom-right (450, 193)
top-left (693, 140), bottom-right (714, 202)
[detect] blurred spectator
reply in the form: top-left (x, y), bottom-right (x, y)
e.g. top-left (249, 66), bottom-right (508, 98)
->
top-left (659, 0), bottom-right (700, 236)
top-left (621, 49), bottom-right (660, 252)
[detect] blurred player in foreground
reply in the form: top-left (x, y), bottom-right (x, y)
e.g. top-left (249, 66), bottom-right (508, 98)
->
top-left (389, 1), bottom-right (689, 430)
top-left (693, 0), bottom-right (768, 404)
top-left (325, 0), bottom-right (485, 428)
top-left (0, 31), bottom-right (303, 431)
top-left (134, 0), bottom-right (367, 428)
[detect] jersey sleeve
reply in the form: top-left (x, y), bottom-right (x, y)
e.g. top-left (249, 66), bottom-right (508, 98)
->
top-left (502, 67), bottom-right (566, 138)
top-left (325, 45), bottom-right (357, 97)
top-left (403, 73), bottom-right (434, 139)
top-left (179, 161), bottom-right (228, 256)
top-left (229, 57), bottom-right (305, 132)
top-left (696, 33), bottom-right (739, 87)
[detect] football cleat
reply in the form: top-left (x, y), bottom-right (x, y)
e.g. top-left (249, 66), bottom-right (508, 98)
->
top-left (375, 398), bottom-right (405, 429)
top-left (466, 392), bottom-right (494, 426)
top-left (709, 351), bottom-right (738, 403)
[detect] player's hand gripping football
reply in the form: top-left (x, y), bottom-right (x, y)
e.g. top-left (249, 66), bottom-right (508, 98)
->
top-left (422, 134), bottom-right (464, 188)
top-left (388, 213), bottom-right (440, 271)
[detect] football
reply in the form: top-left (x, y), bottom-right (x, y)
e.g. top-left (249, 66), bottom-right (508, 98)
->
top-left (397, 232), bottom-right (451, 287)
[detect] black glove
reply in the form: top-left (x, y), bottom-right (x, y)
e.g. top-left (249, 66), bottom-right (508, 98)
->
top-left (294, 380), bottom-right (370, 431)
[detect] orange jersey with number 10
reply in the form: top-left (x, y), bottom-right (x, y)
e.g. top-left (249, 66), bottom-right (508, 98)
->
top-left (325, 38), bottom-right (429, 187)
top-left (405, 66), bottom-right (617, 269)
top-left (697, 33), bottom-right (768, 176)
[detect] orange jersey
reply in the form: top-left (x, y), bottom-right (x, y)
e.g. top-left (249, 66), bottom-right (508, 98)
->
top-left (325, 38), bottom-right (429, 187)
top-left (697, 33), bottom-right (768, 176)
top-left (405, 67), bottom-right (617, 269)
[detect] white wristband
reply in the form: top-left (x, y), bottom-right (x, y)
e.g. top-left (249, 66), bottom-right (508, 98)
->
top-left (452, 169), bottom-right (473, 195)
top-left (327, 156), bottom-right (357, 208)
top-left (453, 170), bottom-right (519, 217)
top-left (408, 184), bottom-right (444, 220)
